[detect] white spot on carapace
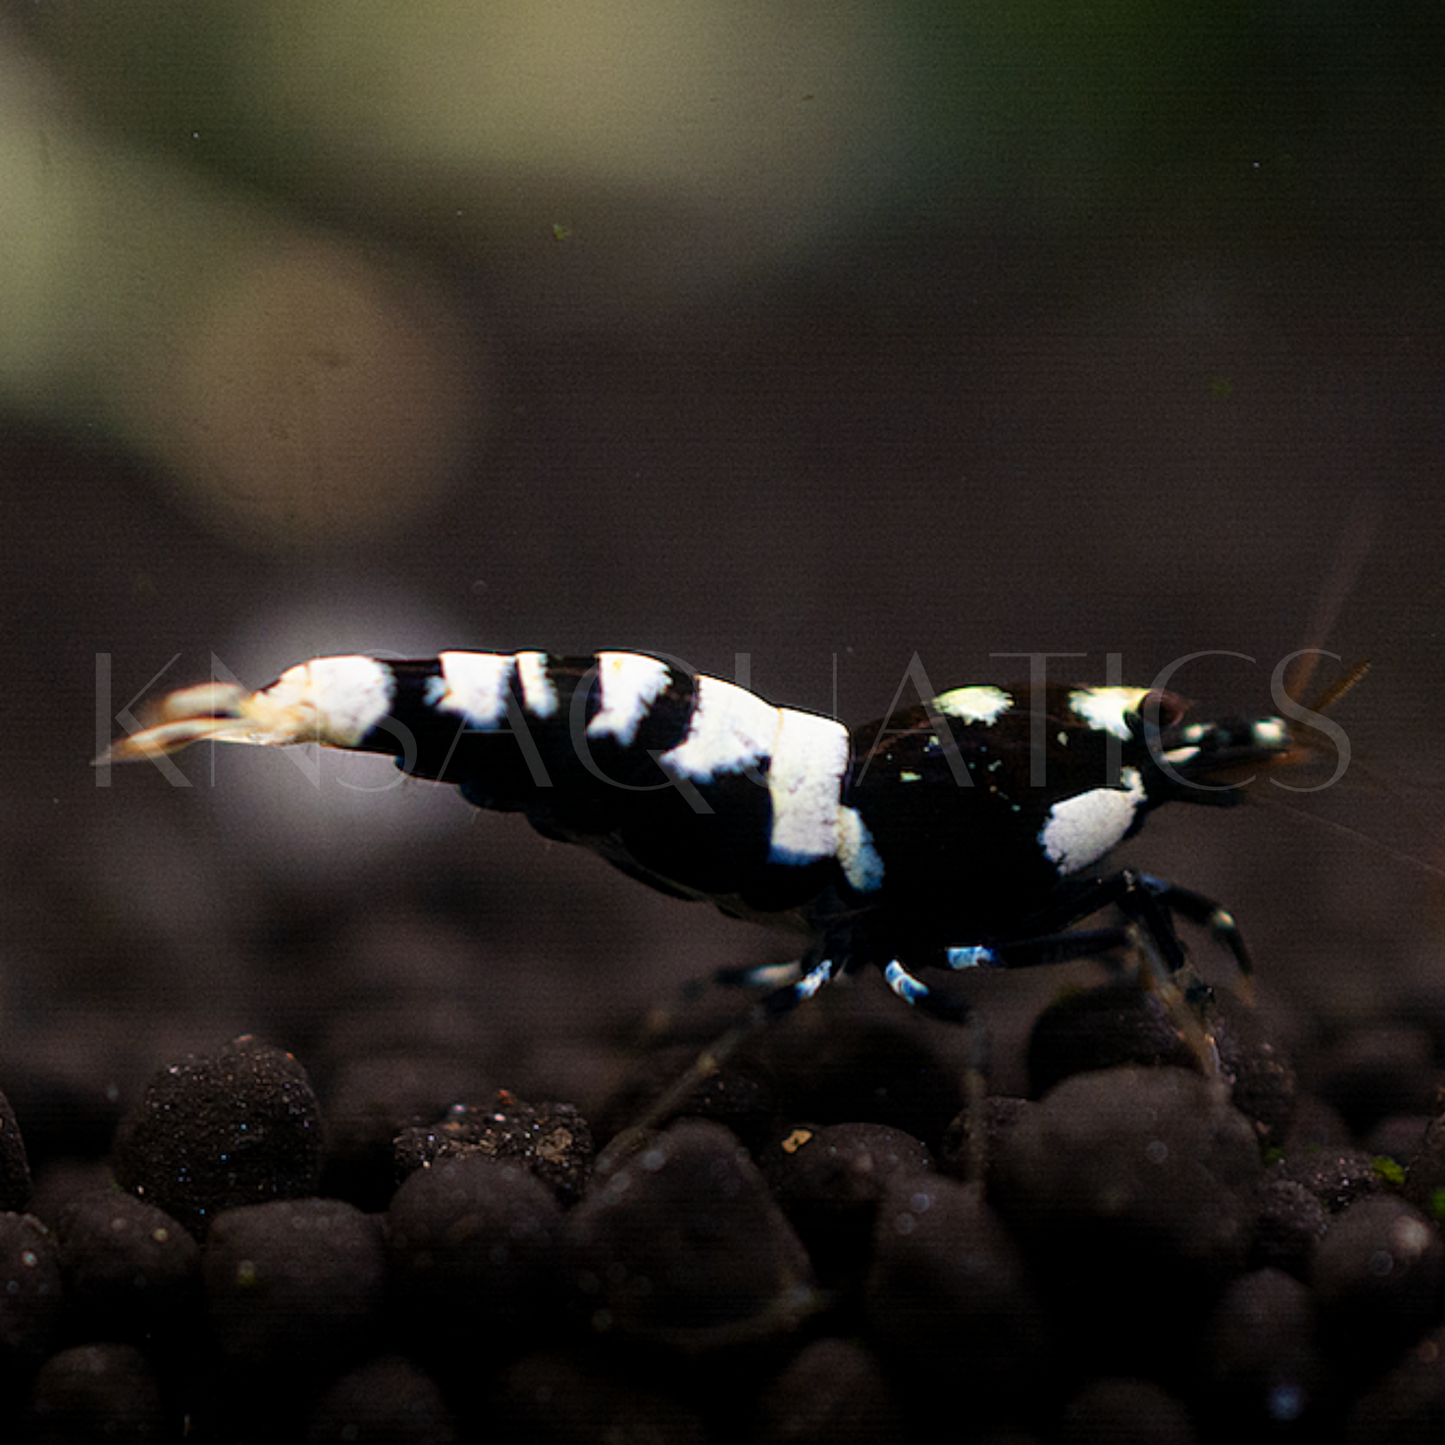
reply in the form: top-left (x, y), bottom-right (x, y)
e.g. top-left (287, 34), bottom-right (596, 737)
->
top-left (256, 655), bottom-right (395, 746)
top-left (1162, 745), bottom-right (1200, 767)
top-left (1038, 767), bottom-right (1146, 874)
top-left (1068, 686), bottom-right (1152, 741)
top-left (932, 686), bottom-right (1012, 725)
top-left (1252, 718), bottom-right (1289, 749)
top-left (513, 651), bottom-right (559, 719)
top-left (660, 674), bottom-right (777, 781)
top-left (836, 805), bottom-right (885, 892)
top-left (430, 651), bottom-right (513, 728)
top-left (766, 709), bottom-right (849, 865)
top-left (587, 652), bottom-right (672, 747)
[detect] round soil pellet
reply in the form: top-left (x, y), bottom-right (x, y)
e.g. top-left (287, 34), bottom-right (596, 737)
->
top-left (1056, 1376), bottom-right (1197, 1445)
top-left (305, 1353), bottom-right (458, 1444)
top-left (386, 1153), bottom-right (562, 1364)
top-left (1199, 1266), bottom-right (1326, 1432)
top-left (1315, 1025), bottom-right (1435, 1136)
top-left (202, 1196), bottom-right (388, 1369)
top-left (863, 1174), bottom-right (1050, 1421)
top-left (112, 1036), bottom-right (323, 1238)
top-left (52, 1186), bottom-right (200, 1344)
top-left (1312, 1195), bottom-right (1445, 1370)
top-left (0, 1212), bottom-right (64, 1376)
top-left (1343, 1321), bottom-right (1445, 1444)
top-left (1249, 1176), bottom-right (1328, 1278)
top-left (563, 1119), bottom-right (817, 1350)
top-left (751, 1336), bottom-right (904, 1445)
top-left (26, 1343), bottom-right (166, 1444)
top-left (1026, 981), bottom-right (1198, 1095)
top-left (759, 1121), bottom-right (932, 1287)
top-left (989, 1066), bottom-right (1262, 1371)
top-left (491, 1349), bottom-right (710, 1444)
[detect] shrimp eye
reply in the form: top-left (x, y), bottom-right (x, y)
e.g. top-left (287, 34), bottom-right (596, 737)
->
top-left (1137, 689), bottom-right (1189, 732)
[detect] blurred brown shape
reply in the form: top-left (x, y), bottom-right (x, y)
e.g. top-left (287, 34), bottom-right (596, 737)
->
top-left (123, 237), bottom-right (490, 552)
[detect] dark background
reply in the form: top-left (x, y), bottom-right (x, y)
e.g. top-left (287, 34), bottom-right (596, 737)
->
top-left (2, 3), bottom-right (1443, 1118)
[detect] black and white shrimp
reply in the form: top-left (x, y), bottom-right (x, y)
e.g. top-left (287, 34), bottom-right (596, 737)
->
top-left (99, 648), bottom-right (1324, 1033)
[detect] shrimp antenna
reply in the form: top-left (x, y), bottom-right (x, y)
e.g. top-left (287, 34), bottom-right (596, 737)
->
top-left (1304, 656), bottom-right (1372, 719)
top-left (1281, 495), bottom-right (1378, 707)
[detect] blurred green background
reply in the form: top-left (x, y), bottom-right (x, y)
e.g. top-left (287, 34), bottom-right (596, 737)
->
top-left (2, 2), bottom-right (1443, 1116)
